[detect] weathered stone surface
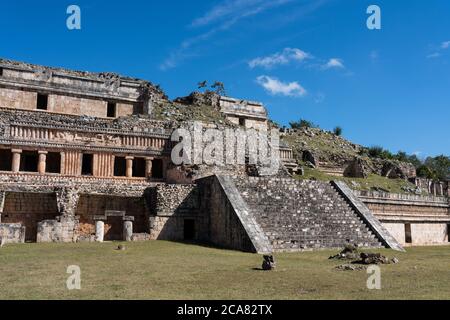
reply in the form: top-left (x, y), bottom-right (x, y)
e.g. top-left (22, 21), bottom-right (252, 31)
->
top-left (332, 181), bottom-right (405, 252)
top-left (123, 221), bottom-right (133, 241)
top-left (261, 255), bottom-right (276, 270)
top-left (0, 223), bottom-right (25, 244)
top-left (233, 177), bottom-right (383, 251)
top-left (95, 220), bottom-right (104, 242)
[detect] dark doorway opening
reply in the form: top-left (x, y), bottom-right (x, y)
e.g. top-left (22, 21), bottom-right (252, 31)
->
top-left (114, 156), bottom-right (126, 177)
top-left (133, 157), bottom-right (146, 177)
top-left (133, 103), bottom-right (144, 115)
top-left (405, 224), bottom-right (412, 244)
top-left (81, 153), bottom-right (93, 176)
top-left (184, 219), bottom-right (196, 240)
top-left (37, 93), bottom-right (48, 110)
top-left (152, 159), bottom-right (163, 179)
top-left (20, 151), bottom-right (38, 172)
top-left (0, 149), bottom-right (12, 171)
top-left (46, 152), bottom-right (61, 174)
top-left (107, 102), bottom-right (116, 118)
top-left (448, 225), bottom-right (450, 243)
top-left (239, 117), bottom-right (246, 126)
top-left (104, 216), bottom-right (123, 241)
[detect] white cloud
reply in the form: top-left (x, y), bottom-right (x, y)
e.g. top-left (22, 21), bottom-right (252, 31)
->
top-left (191, 0), bottom-right (292, 27)
top-left (160, 0), bottom-right (293, 70)
top-left (256, 75), bottom-right (307, 97)
top-left (248, 48), bottom-right (310, 69)
top-left (441, 41), bottom-right (450, 49)
top-left (426, 52), bottom-right (441, 59)
top-left (322, 58), bottom-right (344, 69)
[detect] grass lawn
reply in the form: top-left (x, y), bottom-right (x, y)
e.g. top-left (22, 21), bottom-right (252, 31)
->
top-left (0, 241), bottom-right (449, 300)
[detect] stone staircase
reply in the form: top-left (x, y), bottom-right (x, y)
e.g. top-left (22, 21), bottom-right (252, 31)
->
top-left (231, 176), bottom-right (383, 251)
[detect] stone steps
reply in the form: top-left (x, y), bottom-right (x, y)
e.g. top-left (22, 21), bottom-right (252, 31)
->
top-left (231, 176), bottom-right (383, 251)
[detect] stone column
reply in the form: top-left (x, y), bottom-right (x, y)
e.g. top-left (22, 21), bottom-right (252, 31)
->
top-left (38, 151), bottom-right (48, 174)
top-left (145, 157), bottom-right (153, 178)
top-left (123, 220), bottom-right (133, 241)
top-left (125, 156), bottom-right (134, 178)
top-left (95, 221), bottom-right (104, 242)
top-left (11, 149), bottom-right (22, 173)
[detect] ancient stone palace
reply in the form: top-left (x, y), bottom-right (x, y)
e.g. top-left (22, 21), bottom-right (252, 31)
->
top-left (0, 59), bottom-right (448, 252)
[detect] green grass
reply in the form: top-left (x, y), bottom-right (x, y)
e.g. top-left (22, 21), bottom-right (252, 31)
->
top-left (0, 241), bottom-right (449, 300)
top-left (295, 168), bottom-right (418, 194)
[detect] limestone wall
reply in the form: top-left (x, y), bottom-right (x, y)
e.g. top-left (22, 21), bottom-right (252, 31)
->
top-left (2, 192), bottom-right (59, 241)
top-left (0, 58), bottom-right (167, 117)
top-left (150, 184), bottom-right (204, 241)
top-left (196, 175), bottom-right (267, 253)
top-left (0, 223), bottom-right (25, 243)
top-left (355, 190), bottom-right (450, 245)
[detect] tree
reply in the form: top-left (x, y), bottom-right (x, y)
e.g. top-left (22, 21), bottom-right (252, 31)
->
top-left (416, 165), bottom-right (436, 179)
top-left (367, 146), bottom-right (394, 160)
top-left (333, 126), bottom-right (342, 136)
top-left (289, 119), bottom-right (318, 129)
top-left (197, 80), bottom-right (208, 90)
top-left (424, 155), bottom-right (450, 180)
top-left (211, 81), bottom-right (226, 96)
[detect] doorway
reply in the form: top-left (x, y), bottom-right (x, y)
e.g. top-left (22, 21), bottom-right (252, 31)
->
top-left (405, 223), bottom-right (412, 244)
top-left (184, 219), bottom-right (196, 240)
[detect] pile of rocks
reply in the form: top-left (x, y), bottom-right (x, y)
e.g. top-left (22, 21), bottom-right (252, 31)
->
top-left (330, 245), bottom-right (399, 271)
top-left (328, 244), bottom-right (361, 260)
top-left (262, 255), bottom-right (276, 271)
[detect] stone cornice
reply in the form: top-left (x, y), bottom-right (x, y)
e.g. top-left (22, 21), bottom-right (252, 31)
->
top-left (0, 138), bottom-right (170, 156)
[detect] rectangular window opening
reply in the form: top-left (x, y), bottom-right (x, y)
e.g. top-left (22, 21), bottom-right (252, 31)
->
top-left (151, 159), bottom-right (163, 179)
top-left (81, 153), bottom-right (93, 176)
top-left (46, 152), bottom-right (61, 174)
top-left (133, 103), bottom-right (144, 115)
top-left (0, 149), bottom-right (12, 171)
top-left (107, 102), bottom-right (117, 118)
top-left (132, 157), bottom-right (146, 177)
top-left (37, 93), bottom-right (48, 110)
top-left (20, 151), bottom-right (39, 172)
top-left (114, 156), bottom-right (127, 177)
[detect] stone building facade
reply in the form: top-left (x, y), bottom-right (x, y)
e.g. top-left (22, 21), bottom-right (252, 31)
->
top-left (0, 59), bottom-right (447, 251)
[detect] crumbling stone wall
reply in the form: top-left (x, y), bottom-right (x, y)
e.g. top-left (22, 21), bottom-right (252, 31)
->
top-left (2, 192), bottom-right (59, 242)
top-left (76, 194), bottom-right (149, 239)
top-left (150, 184), bottom-right (204, 241)
top-left (196, 175), bottom-right (272, 253)
top-left (0, 223), bottom-right (25, 243)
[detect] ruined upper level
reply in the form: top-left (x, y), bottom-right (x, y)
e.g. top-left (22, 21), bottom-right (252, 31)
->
top-left (0, 59), bottom-right (167, 118)
top-left (218, 96), bottom-right (268, 131)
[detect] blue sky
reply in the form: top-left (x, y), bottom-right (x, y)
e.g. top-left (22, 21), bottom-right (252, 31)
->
top-left (1, 1), bottom-right (449, 157)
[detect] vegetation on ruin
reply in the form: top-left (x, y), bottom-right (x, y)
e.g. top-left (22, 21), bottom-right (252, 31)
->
top-left (151, 101), bottom-right (231, 125)
top-left (282, 121), bottom-right (450, 182)
top-left (0, 242), bottom-right (449, 300)
top-left (295, 168), bottom-right (419, 194)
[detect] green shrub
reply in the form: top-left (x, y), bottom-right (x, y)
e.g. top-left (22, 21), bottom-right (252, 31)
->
top-left (333, 126), bottom-right (342, 136)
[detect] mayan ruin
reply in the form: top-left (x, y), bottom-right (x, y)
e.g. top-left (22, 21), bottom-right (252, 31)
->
top-left (0, 58), bottom-right (448, 253)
